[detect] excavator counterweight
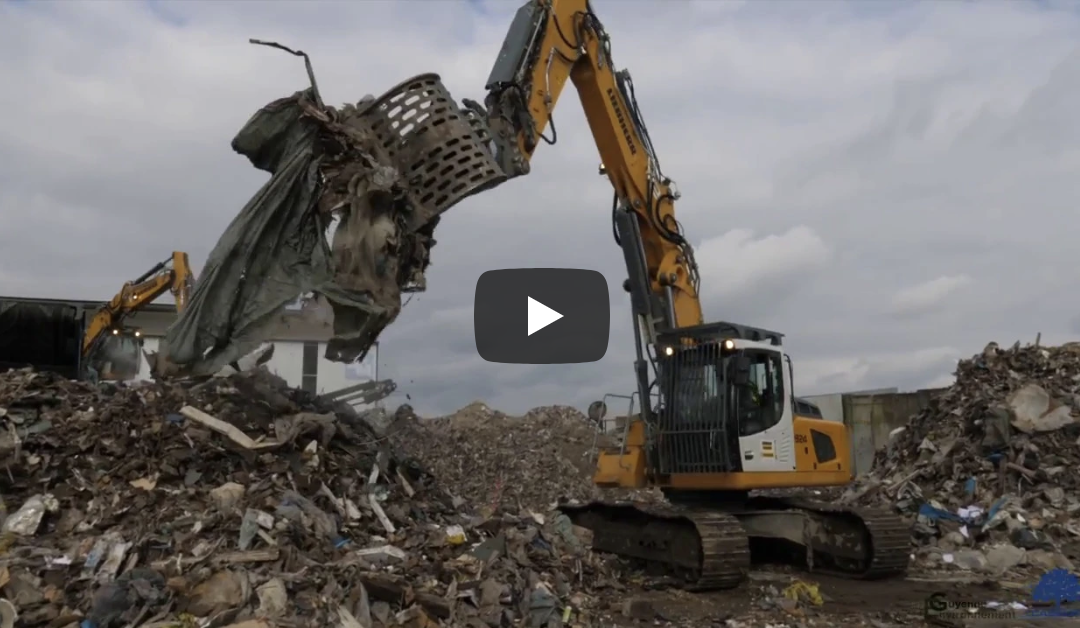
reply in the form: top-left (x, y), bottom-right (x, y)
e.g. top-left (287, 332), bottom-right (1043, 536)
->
top-left (465, 0), bottom-right (911, 590)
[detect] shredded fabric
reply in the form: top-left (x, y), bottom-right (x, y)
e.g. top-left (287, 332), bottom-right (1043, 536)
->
top-left (153, 41), bottom-right (503, 377)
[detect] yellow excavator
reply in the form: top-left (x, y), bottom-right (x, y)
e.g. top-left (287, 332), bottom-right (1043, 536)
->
top-left (474, 0), bottom-right (909, 589)
top-left (82, 251), bottom-right (194, 380)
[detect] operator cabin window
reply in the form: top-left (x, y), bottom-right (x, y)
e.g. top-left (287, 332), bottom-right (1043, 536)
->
top-left (738, 351), bottom-right (785, 437)
top-left (669, 360), bottom-right (721, 425)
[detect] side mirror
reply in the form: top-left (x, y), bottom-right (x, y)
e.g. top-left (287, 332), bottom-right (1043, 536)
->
top-left (732, 356), bottom-right (751, 385)
top-left (587, 400), bottom-right (607, 424)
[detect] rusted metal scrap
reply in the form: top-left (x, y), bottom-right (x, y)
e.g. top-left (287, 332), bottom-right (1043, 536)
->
top-left (319, 378), bottom-right (396, 406)
top-left (154, 40), bottom-right (506, 378)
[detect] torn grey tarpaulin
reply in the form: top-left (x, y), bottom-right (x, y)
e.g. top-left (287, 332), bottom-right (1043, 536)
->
top-left (153, 42), bottom-right (505, 377)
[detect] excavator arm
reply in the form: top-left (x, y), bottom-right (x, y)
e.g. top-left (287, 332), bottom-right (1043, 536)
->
top-left (479, 0), bottom-right (701, 343)
top-left (82, 251), bottom-right (194, 359)
top-left (473, 0), bottom-right (911, 592)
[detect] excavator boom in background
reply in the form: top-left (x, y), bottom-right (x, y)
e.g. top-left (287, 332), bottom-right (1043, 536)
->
top-left (475, 0), bottom-right (909, 589)
top-left (82, 251), bottom-right (194, 380)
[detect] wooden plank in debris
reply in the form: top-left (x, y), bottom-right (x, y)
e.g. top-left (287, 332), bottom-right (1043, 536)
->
top-left (369, 495), bottom-right (395, 534)
top-left (395, 468), bottom-right (415, 497)
top-left (180, 406), bottom-right (280, 450)
top-left (214, 548), bottom-right (281, 564)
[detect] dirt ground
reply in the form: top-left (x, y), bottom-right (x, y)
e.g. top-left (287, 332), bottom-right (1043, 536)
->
top-left (600, 568), bottom-right (1066, 627)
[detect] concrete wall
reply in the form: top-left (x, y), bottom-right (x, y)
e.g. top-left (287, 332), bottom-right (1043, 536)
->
top-left (315, 344), bottom-right (377, 395)
top-left (135, 337), bottom-right (160, 380)
top-left (802, 393), bottom-right (845, 423)
top-left (264, 342), bottom-right (304, 388)
top-left (842, 388), bottom-right (943, 476)
top-left (802, 388), bottom-right (899, 424)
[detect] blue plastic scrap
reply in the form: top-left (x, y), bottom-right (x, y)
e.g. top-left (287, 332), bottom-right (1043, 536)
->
top-left (919, 503), bottom-right (960, 522)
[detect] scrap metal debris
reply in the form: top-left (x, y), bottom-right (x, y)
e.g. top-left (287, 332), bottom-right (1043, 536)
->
top-left (154, 41), bottom-right (505, 378)
top-left (0, 367), bottom-right (624, 627)
top-left (387, 403), bottom-right (661, 514)
top-left (841, 341), bottom-right (1080, 577)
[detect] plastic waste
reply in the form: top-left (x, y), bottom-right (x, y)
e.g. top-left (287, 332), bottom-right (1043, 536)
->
top-left (82, 567), bottom-right (166, 628)
top-left (2, 494), bottom-right (58, 536)
top-left (277, 490), bottom-right (348, 548)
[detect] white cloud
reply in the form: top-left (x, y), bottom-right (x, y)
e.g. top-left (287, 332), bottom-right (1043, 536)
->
top-left (890, 274), bottom-right (973, 317)
top-left (695, 226), bottom-right (832, 300)
top-left (797, 346), bottom-right (963, 395)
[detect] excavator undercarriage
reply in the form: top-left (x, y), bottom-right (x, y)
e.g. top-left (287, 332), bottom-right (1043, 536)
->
top-left (559, 492), bottom-right (910, 591)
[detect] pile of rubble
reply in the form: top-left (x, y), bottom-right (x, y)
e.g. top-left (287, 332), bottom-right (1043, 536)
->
top-left (387, 403), bottom-right (656, 514)
top-left (842, 341), bottom-right (1080, 575)
top-left (0, 368), bottom-right (621, 628)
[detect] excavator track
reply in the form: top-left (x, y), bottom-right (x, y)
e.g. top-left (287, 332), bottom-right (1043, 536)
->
top-left (558, 502), bottom-right (750, 590)
top-left (559, 495), bottom-right (909, 591)
top-left (757, 496), bottom-right (911, 580)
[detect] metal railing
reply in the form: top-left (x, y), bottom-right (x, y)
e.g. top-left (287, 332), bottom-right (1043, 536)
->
top-left (655, 341), bottom-right (732, 475)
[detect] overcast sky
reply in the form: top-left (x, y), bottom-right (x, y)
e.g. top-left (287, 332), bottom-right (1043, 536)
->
top-left (2, 0), bottom-right (1079, 416)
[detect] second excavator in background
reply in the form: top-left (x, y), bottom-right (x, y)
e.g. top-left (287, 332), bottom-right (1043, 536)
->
top-left (470, 0), bottom-right (909, 589)
top-left (82, 251), bottom-right (194, 380)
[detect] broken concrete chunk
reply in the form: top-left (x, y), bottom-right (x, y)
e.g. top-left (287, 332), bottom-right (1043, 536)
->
top-left (0, 599), bottom-right (15, 628)
top-left (210, 482), bottom-right (246, 513)
top-left (951, 549), bottom-right (989, 571)
top-left (186, 570), bottom-right (250, 617)
top-left (354, 545), bottom-right (406, 563)
top-left (984, 544), bottom-right (1026, 574)
top-left (255, 578), bottom-right (288, 617)
top-left (1, 494), bottom-right (57, 536)
top-left (1008, 383), bottom-right (1077, 433)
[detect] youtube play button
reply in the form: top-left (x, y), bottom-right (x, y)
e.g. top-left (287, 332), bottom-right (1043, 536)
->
top-left (474, 268), bottom-right (609, 364)
top-left (527, 296), bottom-right (563, 335)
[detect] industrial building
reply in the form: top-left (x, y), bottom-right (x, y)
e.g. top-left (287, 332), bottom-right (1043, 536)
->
top-left (130, 302), bottom-right (377, 393)
top-left (1, 296), bottom-right (376, 394)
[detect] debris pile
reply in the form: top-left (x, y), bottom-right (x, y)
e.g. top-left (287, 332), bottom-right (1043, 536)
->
top-left (388, 402), bottom-right (658, 514)
top-left (841, 341), bottom-right (1080, 575)
top-left (0, 368), bottom-right (617, 628)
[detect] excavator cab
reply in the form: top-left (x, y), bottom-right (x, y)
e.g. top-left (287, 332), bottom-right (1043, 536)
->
top-left (649, 322), bottom-right (799, 480)
top-left (86, 328), bottom-right (144, 381)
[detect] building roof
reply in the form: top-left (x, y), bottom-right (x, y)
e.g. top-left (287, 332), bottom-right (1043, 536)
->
top-left (0, 295), bottom-right (176, 312)
top-left (1, 294), bottom-right (332, 341)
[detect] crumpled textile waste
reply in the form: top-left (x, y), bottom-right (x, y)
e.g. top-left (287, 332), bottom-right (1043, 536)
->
top-left (154, 84), bottom-right (403, 377)
top-left (154, 42), bottom-right (503, 377)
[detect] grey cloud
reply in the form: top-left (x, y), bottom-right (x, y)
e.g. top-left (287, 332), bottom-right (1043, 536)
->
top-left (888, 275), bottom-right (972, 319)
top-left (3, 0), bottom-right (1080, 414)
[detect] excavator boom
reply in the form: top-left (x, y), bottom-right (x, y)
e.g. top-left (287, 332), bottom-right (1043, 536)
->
top-left (477, 0), bottom-right (909, 589)
top-left (83, 251), bottom-right (194, 380)
top-left (481, 0), bottom-right (700, 340)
